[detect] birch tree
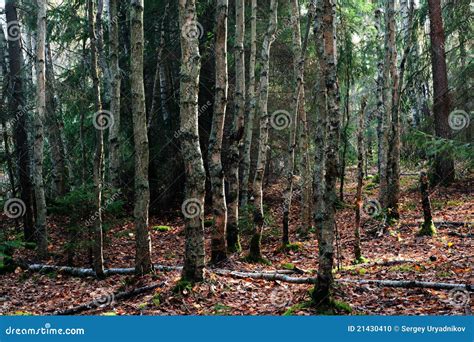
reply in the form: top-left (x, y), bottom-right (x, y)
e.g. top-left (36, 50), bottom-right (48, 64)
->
top-left (282, 0), bottom-right (307, 245)
top-left (179, 0), bottom-right (206, 282)
top-left (131, 0), bottom-right (152, 275)
top-left (34, 0), bottom-right (48, 259)
top-left (248, 0), bottom-right (278, 261)
top-left (311, 0), bottom-right (342, 309)
top-left (240, 0), bottom-right (257, 209)
top-left (45, 42), bottom-right (68, 196)
top-left (88, 0), bottom-right (105, 278)
top-left (227, 0), bottom-right (245, 253)
top-left (208, 0), bottom-right (228, 263)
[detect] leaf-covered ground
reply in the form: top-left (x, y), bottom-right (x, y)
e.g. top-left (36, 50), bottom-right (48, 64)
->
top-left (0, 172), bottom-right (472, 315)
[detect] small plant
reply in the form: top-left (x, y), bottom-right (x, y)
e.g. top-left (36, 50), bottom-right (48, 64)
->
top-left (172, 279), bottom-right (193, 294)
top-left (152, 225), bottom-right (171, 232)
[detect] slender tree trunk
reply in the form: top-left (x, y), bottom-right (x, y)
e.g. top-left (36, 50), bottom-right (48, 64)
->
top-left (374, 7), bottom-right (384, 177)
top-left (227, 0), bottom-right (246, 253)
top-left (96, 0), bottom-right (111, 108)
top-left (108, 0), bottom-right (122, 189)
top-left (207, 0), bottom-right (228, 263)
top-left (33, 0), bottom-right (48, 259)
top-left (45, 42), bottom-right (68, 196)
top-left (297, 5), bottom-right (314, 234)
top-left (0, 28), bottom-right (16, 196)
top-left (248, 0), bottom-right (278, 261)
top-left (383, 0), bottom-right (400, 221)
top-left (179, 0), bottom-right (206, 282)
top-left (282, 0), bottom-right (306, 246)
top-left (311, 0), bottom-right (341, 309)
top-left (312, 0), bottom-right (327, 237)
top-left (130, 0), bottom-right (152, 275)
top-left (149, 2), bottom-right (170, 127)
top-left (240, 0), bottom-right (257, 209)
top-left (354, 98), bottom-right (367, 262)
top-left (5, 0), bottom-right (35, 242)
top-left (88, 0), bottom-right (105, 278)
top-left (339, 52), bottom-right (351, 203)
top-left (427, 0), bottom-right (455, 185)
top-left (378, 0), bottom-right (395, 210)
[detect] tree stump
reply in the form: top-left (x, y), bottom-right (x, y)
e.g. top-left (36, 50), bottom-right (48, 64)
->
top-left (418, 171), bottom-right (437, 236)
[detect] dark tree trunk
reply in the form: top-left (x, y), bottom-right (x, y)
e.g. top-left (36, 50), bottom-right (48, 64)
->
top-left (427, 0), bottom-right (455, 186)
top-left (5, 0), bottom-right (35, 242)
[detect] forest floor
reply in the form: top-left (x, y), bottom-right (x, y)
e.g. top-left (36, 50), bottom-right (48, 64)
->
top-left (1, 171), bottom-right (472, 315)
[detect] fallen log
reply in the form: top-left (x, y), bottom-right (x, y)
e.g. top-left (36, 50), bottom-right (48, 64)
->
top-left (26, 264), bottom-right (182, 276)
top-left (212, 269), bottom-right (316, 284)
top-left (338, 278), bottom-right (474, 291)
top-left (25, 263), bottom-right (473, 292)
top-left (53, 282), bottom-right (164, 315)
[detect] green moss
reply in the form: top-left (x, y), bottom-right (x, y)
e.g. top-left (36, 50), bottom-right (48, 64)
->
top-left (280, 242), bottom-right (302, 252)
top-left (152, 225), bottom-right (171, 232)
top-left (12, 311), bottom-right (33, 316)
top-left (172, 279), bottom-right (193, 294)
top-left (282, 263), bottom-right (295, 270)
top-left (152, 293), bottom-right (161, 307)
top-left (212, 303), bottom-right (232, 315)
top-left (283, 301), bottom-right (311, 316)
top-left (137, 303), bottom-right (148, 310)
top-left (353, 256), bottom-right (369, 264)
top-left (243, 254), bottom-right (271, 265)
top-left (333, 300), bottom-right (352, 313)
top-left (418, 221), bottom-right (437, 236)
top-left (101, 311), bottom-right (117, 316)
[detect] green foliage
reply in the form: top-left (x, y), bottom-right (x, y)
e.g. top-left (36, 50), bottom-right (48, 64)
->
top-left (281, 263), bottom-right (295, 270)
top-left (172, 280), bottom-right (193, 294)
top-left (152, 225), bottom-right (171, 232)
top-left (283, 302), bottom-right (311, 316)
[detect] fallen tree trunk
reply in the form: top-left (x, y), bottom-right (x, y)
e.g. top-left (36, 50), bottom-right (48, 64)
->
top-left (53, 282), bottom-right (164, 315)
top-left (26, 263), bottom-right (182, 276)
top-left (338, 278), bottom-right (473, 291)
top-left (212, 269), bottom-right (316, 284)
top-left (25, 263), bottom-right (473, 291)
